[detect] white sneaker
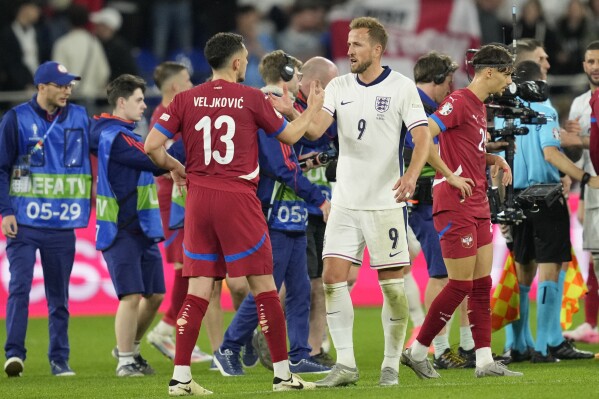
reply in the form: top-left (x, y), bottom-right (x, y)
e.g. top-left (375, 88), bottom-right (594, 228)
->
top-left (475, 361), bottom-right (523, 378)
top-left (148, 329), bottom-right (176, 359)
top-left (563, 322), bottom-right (599, 344)
top-left (169, 379), bottom-right (213, 396)
top-left (148, 329), bottom-right (212, 362)
top-left (273, 374), bottom-right (316, 391)
top-left (191, 346), bottom-right (213, 363)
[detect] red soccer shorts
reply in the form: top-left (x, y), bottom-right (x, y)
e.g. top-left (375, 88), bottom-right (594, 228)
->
top-left (433, 210), bottom-right (492, 259)
top-left (157, 176), bottom-right (184, 264)
top-left (182, 184), bottom-right (273, 279)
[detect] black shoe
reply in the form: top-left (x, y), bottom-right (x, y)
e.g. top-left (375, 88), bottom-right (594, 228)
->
top-left (433, 348), bottom-right (467, 369)
top-left (457, 347), bottom-right (475, 368)
top-left (312, 351), bottom-right (335, 367)
top-left (530, 350), bottom-right (560, 363)
top-left (549, 340), bottom-right (594, 360)
top-left (508, 348), bottom-right (532, 363)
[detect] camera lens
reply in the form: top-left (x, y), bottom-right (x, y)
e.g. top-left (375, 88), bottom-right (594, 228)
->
top-left (317, 152), bottom-right (330, 164)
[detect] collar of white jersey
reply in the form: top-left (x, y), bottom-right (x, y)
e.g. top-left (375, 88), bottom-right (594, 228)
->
top-left (356, 66), bottom-right (392, 87)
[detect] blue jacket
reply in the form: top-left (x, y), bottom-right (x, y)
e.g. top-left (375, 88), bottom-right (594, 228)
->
top-left (0, 95), bottom-right (91, 228)
top-left (90, 114), bottom-right (185, 241)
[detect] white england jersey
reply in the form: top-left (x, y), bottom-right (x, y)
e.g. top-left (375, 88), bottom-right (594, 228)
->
top-left (323, 67), bottom-right (427, 210)
top-left (569, 89), bottom-right (599, 209)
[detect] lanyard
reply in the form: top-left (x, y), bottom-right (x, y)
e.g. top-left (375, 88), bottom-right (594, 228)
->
top-left (30, 115), bottom-right (59, 155)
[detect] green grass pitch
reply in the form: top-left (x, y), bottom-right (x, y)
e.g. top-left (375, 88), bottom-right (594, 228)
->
top-left (1, 305), bottom-right (598, 398)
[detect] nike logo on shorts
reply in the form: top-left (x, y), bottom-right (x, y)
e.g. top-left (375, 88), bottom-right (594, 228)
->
top-left (326, 311), bottom-right (341, 315)
top-left (389, 251), bottom-right (403, 257)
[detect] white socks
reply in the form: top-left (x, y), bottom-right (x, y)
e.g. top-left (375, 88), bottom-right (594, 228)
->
top-left (273, 360), bottom-right (291, 381)
top-left (172, 365), bottom-right (191, 382)
top-left (404, 273), bottom-right (425, 327)
top-left (324, 281), bottom-right (356, 368)
top-left (379, 278), bottom-right (408, 372)
top-left (432, 333), bottom-right (450, 358)
top-left (411, 340), bottom-right (429, 362)
top-left (475, 347), bottom-right (494, 368)
top-left (460, 326), bottom-right (475, 351)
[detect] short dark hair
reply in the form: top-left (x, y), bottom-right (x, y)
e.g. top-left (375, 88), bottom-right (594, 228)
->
top-left (472, 44), bottom-right (513, 74)
top-left (204, 32), bottom-right (244, 70)
top-left (106, 74), bottom-right (146, 106)
top-left (153, 62), bottom-right (187, 90)
top-left (259, 50), bottom-right (302, 85)
top-left (515, 38), bottom-right (543, 62)
top-left (513, 60), bottom-right (542, 83)
top-left (413, 51), bottom-right (459, 84)
top-left (586, 40), bottom-right (599, 52)
top-left (349, 17), bottom-right (388, 52)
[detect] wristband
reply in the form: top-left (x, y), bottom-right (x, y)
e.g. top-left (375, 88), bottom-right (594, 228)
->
top-left (581, 172), bottom-right (591, 186)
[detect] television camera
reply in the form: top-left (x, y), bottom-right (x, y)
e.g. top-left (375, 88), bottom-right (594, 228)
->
top-left (486, 78), bottom-right (562, 225)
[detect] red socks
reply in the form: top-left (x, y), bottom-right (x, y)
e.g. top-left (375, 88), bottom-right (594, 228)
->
top-left (164, 269), bottom-right (189, 326)
top-left (586, 262), bottom-right (599, 328)
top-left (417, 279), bottom-right (473, 346)
top-left (468, 276), bottom-right (492, 349)
top-left (173, 294), bottom-right (209, 366)
top-left (255, 290), bottom-right (288, 363)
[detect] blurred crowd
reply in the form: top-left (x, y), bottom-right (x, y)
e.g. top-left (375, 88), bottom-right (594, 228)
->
top-left (0, 0), bottom-right (598, 114)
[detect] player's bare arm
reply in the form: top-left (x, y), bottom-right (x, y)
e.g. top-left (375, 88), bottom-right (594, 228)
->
top-left (426, 117), bottom-right (474, 198)
top-left (144, 128), bottom-right (187, 186)
top-left (303, 108), bottom-right (334, 141)
top-left (276, 80), bottom-right (325, 145)
top-left (393, 124), bottom-right (430, 202)
top-left (543, 145), bottom-right (599, 189)
top-left (485, 153), bottom-right (512, 186)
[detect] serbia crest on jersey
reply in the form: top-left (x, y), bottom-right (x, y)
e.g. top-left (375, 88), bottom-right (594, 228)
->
top-left (153, 79), bottom-right (286, 192)
top-left (430, 88), bottom-right (490, 217)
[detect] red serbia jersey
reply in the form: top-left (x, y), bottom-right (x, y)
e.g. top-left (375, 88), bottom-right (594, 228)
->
top-left (154, 79), bottom-right (287, 193)
top-left (151, 103), bottom-right (180, 142)
top-left (430, 88), bottom-right (490, 218)
top-left (590, 89), bottom-right (599, 174)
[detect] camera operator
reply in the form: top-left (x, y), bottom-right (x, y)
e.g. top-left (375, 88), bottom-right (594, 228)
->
top-left (495, 61), bottom-right (598, 363)
top-left (516, 38), bottom-right (581, 193)
top-left (403, 51), bottom-right (472, 369)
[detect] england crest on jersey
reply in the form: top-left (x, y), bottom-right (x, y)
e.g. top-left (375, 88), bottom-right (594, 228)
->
top-left (375, 96), bottom-right (390, 113)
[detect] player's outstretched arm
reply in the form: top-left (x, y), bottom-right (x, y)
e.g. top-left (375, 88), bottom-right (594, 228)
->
top-left (144, 127), bottom-right (186, 186)
top-left (277, 81), bottom-right (328, 145)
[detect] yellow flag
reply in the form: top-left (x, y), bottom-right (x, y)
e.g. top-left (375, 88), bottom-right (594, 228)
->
top-left (491, 252), bottom-right (520, 332)
top-left (561, 251), bottom-right (588, 330)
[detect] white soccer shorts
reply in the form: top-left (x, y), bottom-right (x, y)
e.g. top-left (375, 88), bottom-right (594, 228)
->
top-left (323, 204), bottom-right (410, 269)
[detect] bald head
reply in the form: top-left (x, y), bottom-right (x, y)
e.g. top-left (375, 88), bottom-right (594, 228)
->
top-left (299, 56), bottom-right (338, 97)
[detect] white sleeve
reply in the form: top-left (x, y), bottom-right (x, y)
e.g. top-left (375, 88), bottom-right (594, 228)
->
top-left (568, 97), bottom-right (580, 121)
top-left (401, 79), bottom-right (427, 131)
top-left (322, 78), bottom-right (338, 117)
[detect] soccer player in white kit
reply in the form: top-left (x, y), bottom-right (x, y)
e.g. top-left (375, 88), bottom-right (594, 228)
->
top-left (561, 40), bottom-right (599, 342)
top-left (303, 16), bottom-right (431, 387)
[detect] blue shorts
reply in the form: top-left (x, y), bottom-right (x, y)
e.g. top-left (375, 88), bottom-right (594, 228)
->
top-left (408, 204), bottom-right (447, 278)
top-left (102, 229), bottom-right (165, 298)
